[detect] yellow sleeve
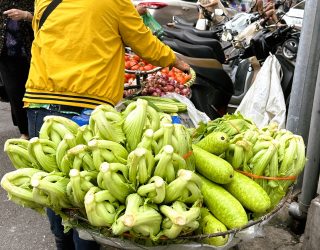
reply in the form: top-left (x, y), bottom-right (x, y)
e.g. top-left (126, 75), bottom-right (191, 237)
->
top-left (117, 0), bottom-right (176, 67)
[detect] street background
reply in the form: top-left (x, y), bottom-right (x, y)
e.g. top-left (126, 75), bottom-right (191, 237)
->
top-left (0, 102), bottom-right (303, 250)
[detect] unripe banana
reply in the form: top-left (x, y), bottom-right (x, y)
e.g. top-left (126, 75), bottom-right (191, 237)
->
top-left (43, 115), bottom-right (79, 135)
top-left (146, 106), bottom-right (160, 132)
top-left (279, 138), bottom-right (297, 176)
top-left (28, 137), bottom-right (58, 172)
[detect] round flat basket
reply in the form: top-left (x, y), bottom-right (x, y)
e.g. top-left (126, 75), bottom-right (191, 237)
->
top-left (66, 186), bottom-right (294, 250)
top-left (185, 67), bottom-right (196, 87)
top-left (123, 67), bottom-right (195, 99)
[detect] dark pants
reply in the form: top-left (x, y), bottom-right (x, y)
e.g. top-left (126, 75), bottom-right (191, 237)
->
top-left (27, 108), bottom-right (100, 250)
top-left (0, 55), bottom-right (29, 134)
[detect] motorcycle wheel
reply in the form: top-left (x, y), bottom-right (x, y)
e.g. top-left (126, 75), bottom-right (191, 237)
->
top-left (281, 38), bottom-right (299, 60)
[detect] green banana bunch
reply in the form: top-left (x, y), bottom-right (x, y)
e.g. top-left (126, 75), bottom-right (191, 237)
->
top-left (242, 127), bottom-right (260, 145)
top-left (31, 171), bottom-right (71, 210)
top-left (66, 169), bottom-right (98, 208)
top-left (267, 134), bottom-right (306, 209)
top-left (159, 200), bottom-right (201, 239)
top-left (4, 138), bottom-right (39, 169)
top-left (153, 123), bottom-right (176, 154)
top-left (97, 162), bottom-right (134, 203)
top-left (0, 168), bottom-right (44, 212)
top-left (249, 137), bottom-right (278, 176)
top-left (112, 193), bottom-right (162, 239)
top-left (28, 137), bottom-right (59, 172)
top-left (164, 169), bottom-right (202, 204)
top-left (153, 145), bottom-right (182, 183)
top-left (56, 133), bottom-right (77, 168)
top-left (159, 113), bottom-right (173, 126)
top-left (89, 104), bottom-right (126, 144)
top-left (278, 136), bottom-right (297, 176)
top-left (136, 129), bottom-right (157, 152)
top-left (205, 113), bottom-right (256, 139)
top-left (137, 176), bottom-right (166, 204)
top-left (261, 122), bottom-right (280, 137)
top-left (173, 124), bottom-right (195, 171)
top-left (39, 115), bottom-right (80, 145)
top-left (127, 147), bottom-right (155, 188)
top-left (274, 130), bottom-right (294, 165)
top-left (145, 104), bottom-right (161, 132)
top-left (225, 136), bottom-right (253, 170)
top-left (265, 149), bottom-right (279, 189)
top-left (59, 144), bottom-right (95, 174)
top-left (87, 139), bottom-right (128, 170)
top-left (122, 99), bottom-right (160, 152)
top-left (75, 125), bottom-right (95, 145)
top-left (84, 186), bottom-right (123, 227)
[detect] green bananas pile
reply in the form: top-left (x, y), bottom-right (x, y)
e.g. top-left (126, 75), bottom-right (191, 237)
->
top-left (1, 99), bottom-right (202, 243)
top-left (224, 123), bottom-right (306, 210)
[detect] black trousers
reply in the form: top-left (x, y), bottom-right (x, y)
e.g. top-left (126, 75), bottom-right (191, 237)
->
top-left (0, 55), bottom-right (29, 134)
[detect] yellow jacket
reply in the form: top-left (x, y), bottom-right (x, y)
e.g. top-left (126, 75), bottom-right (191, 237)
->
top-left (24, 0), bottom-right (176, 108)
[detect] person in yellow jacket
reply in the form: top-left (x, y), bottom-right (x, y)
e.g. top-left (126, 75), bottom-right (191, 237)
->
top-left (23, 0), bottom-right (189, 249)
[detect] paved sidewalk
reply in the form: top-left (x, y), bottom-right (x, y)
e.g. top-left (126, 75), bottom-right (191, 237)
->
top-left (0, 102), bottom-right (303, 250)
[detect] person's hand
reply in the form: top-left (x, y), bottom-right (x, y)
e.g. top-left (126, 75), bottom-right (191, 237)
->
top-left (136, 5), bottom-right (148, 15)
top-left (172, 56), bottom-right (190, 74)
top-left (3, 9), bottom-right (29, 21)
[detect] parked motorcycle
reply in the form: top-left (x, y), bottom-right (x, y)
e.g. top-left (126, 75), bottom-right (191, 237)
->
top-left (162, 19), bottom-right (298, 114)
top-left (170, 4), bottom-right (236, 31)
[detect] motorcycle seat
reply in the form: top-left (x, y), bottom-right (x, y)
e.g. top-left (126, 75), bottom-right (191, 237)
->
top-left (192, 66), bottom-right (234, 96)
top-left (170, 39), bottom-right (220, 60)
top-left (189, 29), bottom-right (220, 40)
top-left (163, 28), bottom-right (225, 63)
top-left (172, 16), bottom-right (195, 27)
top-left (166, 24), bottom-right (220, 39)
top-left (182, 32), bottom-right (225, 63)
top-left (163, 27), bottom-right (186, 39)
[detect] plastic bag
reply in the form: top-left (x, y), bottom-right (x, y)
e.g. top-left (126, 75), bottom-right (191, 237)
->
top-left (195, 19), bottom-right (207, 30)
top-left (236, 55), bottom-right (286, 128)
top-left (163, 93), bottom-right (211, 127)
top-left (142, 12), bottom-right (164, 38)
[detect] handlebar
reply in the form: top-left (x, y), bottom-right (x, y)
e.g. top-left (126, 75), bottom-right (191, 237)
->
top-left (124, 66), bottom-right (163, 91)
top-left (125, 66), bottom-right (162, 75)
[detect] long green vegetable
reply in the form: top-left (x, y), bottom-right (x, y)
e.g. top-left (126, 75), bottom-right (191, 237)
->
top-left (193, 145), bottom-right (234, 184)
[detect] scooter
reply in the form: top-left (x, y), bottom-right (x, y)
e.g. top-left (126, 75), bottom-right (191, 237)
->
top-left (163, 22), bottom-right (297, 113)
top-left (171, 4), bottom-right (237, 31)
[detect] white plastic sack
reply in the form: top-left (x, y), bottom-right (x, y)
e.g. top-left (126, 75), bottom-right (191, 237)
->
top-left (236, 55), bottom-right (286, 128)
top-left (195, 19), bottom-right (207, 30)
top-left (163, 92), bottom-right (211, 127)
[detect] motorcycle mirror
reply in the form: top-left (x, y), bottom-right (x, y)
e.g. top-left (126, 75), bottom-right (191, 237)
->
top-left (214, 9), bottom-right (224, 16)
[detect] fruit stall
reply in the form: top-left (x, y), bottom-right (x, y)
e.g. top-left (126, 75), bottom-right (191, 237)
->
top-left (0, 56), bottom-right (306, 249)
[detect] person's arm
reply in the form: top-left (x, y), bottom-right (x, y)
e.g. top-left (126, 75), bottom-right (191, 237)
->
top-left (202, 0), bottom-right (219, 8)
top-left (3, 8), bottom-right (33, 22)
top-left (118, 0), bottom-right (189, 72)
